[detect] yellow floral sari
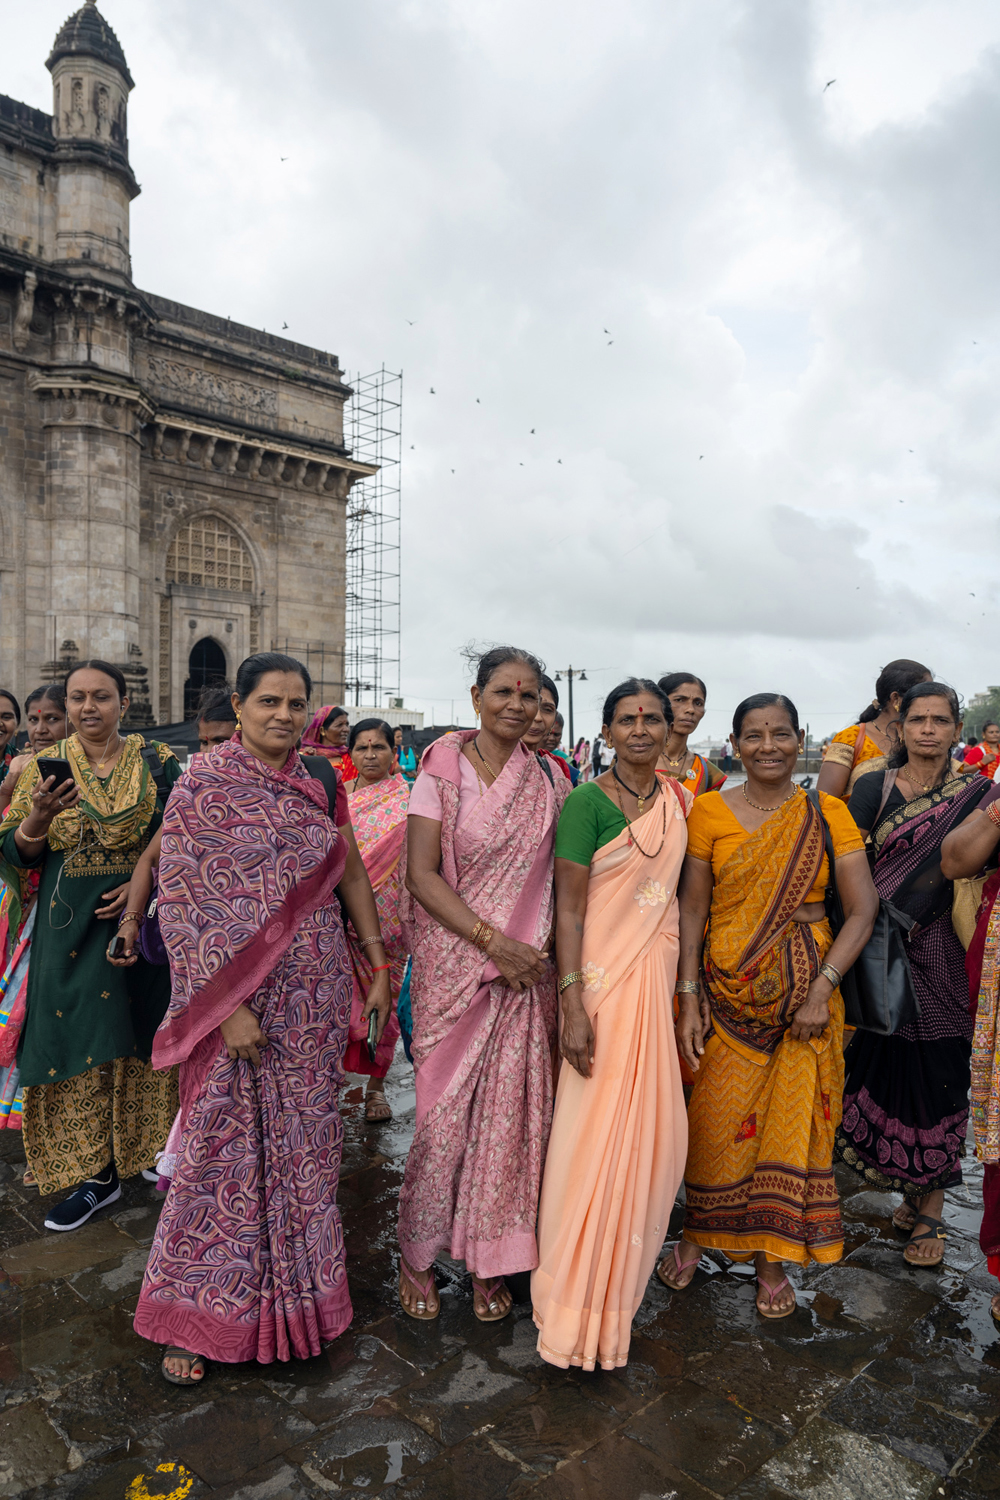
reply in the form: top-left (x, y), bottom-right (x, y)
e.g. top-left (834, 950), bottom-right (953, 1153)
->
top-left (684, 794), bottom-right (845, 1265)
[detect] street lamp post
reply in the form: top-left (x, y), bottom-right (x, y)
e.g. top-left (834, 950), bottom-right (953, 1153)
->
top-left (552, 666), bottom-right (588, 748)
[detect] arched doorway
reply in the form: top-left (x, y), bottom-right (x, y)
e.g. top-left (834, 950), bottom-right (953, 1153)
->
top-left (184, 637), bottom-right (227, 719)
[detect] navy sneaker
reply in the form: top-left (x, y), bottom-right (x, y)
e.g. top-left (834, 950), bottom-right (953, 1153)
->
top-left (44, 1164), bottom-right (121, 1231)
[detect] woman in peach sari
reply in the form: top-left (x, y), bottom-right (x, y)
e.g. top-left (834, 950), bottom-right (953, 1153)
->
top-left (532, 679), bottom-right (690, 1370)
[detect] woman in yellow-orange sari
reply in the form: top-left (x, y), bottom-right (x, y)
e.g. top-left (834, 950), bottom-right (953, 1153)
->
top-left (817, 659), bottom-right (930, 802)
top-left (666, 693), bottom-right (877, 1319)
top-left (533, 679), bottom-right (690, 1370)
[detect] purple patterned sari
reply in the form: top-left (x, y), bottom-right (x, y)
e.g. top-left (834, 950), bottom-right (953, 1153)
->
top-left (133, 736), bottom-right (353, 1363)
top-left (837, 771), bottom-right (990, 1199)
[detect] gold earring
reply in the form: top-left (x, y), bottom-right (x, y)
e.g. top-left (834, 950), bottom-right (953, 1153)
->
top-left (733, 748), bottom-right (741, 760)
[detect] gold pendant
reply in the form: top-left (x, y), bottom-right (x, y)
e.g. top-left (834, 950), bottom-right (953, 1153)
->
top-left (637, 796), bottom-right (645, 815)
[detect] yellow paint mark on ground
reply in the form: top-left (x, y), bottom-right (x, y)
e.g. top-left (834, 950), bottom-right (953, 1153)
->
top-left (125, 1462), bottom-right (195, 1500)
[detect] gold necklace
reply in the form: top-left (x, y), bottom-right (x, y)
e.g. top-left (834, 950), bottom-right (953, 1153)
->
top-left (663, 748), bottom-right (688, 770)
top-left (88, 730), bottom-right (123, 775)
top-left (473, 736), bottom-right (501, 782)
top-left (612, 775), bottom-right (667, 856)
top-left (741, 783), bottom-right (800, 813)
top-left (612, 764), bottom-right (659, 817)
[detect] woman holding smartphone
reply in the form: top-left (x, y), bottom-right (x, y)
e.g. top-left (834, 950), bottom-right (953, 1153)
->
top-left (0, 661), bottom-right (181, 1231)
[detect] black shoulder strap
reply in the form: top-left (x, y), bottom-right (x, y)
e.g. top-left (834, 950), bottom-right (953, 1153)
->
top-left (301, 755), bottom-right (341, 820)
top-left (140, 742), bottom-right (172, 807)
top-left (537, 752), bottom-right (555, 787)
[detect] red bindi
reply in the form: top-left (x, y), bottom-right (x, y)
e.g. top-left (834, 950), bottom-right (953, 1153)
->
top-left (517, 680), bottom-right (521, 687)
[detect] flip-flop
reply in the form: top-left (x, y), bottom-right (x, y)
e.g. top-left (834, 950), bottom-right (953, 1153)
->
top-left (399, 1259), bottom-right (439, 1321)
top-left (472, 1276), bottom-right (511, 1322)
top-left (902, 1213), bottom-right (947, 1267)
top-left (161, 1348), bottom-right (206, 1386)
top-left (656, 1242), bottom-right (701, 1291)
top-left (756, 1276), bottom-right (796, 1320)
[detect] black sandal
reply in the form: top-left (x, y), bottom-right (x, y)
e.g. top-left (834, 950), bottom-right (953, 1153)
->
top-left (161, 1347), bottom-right (207, 1385)
top-left (902, 1213), bottom-right (947, 1267)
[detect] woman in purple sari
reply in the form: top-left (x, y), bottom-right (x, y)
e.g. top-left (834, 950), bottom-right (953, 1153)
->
top-left (837, 683), bottom-right (991, 1265)
top-left (133, 654), bottom-right (390, 1385)
top-left (398, 647), bottom-right (570, 1322)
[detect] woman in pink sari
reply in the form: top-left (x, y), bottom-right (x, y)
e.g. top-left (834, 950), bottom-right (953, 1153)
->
top-left (398, 647), bottom-right (570, 1322)
top-left (532, 679), bottom-right (690, 1370)
top-left (301, 704), bottom-right (356, 783)
top-left (133, 654), bottom-right (391, 1386)
top-left (341, 718), bottom-right (410, 1122)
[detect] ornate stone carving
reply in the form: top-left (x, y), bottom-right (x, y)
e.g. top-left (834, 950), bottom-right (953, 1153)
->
top-left (12, 271), bottom-right (37, 352)
top-left (143, 353), bottom-right (278, 417)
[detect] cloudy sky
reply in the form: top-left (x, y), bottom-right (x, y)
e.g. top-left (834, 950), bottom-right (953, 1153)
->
top-left (8, 1), bottom-right (1000, 742)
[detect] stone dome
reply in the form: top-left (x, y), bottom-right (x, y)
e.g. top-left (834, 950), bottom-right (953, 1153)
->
top-left (47, 1), bottom-right (134, 89)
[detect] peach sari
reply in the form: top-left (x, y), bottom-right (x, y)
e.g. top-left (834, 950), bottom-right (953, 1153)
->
top-left (531, 785), bottom-right (690, 1371)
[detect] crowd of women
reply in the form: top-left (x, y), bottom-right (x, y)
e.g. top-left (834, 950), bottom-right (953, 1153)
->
top-left (0, 647), bottom-right (998, 1387)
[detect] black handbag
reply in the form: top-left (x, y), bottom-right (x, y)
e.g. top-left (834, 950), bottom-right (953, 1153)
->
top-left (807, 789), bottom-right (919, 1036)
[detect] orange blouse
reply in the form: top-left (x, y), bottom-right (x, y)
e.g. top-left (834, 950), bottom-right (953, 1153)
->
top-left (686, 789), bottom-right (865, 903)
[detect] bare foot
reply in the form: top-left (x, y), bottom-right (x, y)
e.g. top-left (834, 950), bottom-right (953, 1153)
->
top-left (399, 1257), bottom-right (439, 1319)
top-left (162, 1350), bottom-right (205, 1382)
top-left (754, 1255), bottom-right (796, 1317)
top-left (365, 1086), bottom-right (392, 1123)
top-left (656, 1239), bottom-right (701, 1290)
top-left (471, 1275), bottom-right (512, 1320)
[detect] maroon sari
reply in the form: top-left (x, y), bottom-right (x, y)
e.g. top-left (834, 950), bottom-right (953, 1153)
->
top-left (134, 736), bottom-right (353, 1363)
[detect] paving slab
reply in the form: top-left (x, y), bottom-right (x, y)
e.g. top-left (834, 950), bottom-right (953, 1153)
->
top-left (258, 1329), bottom-right (421, 1426)
top-left (286, 1408), bottom-right (440, 1490)
top-left (0, 1222), bottom-right (134, 1288)
top-left (132, 1388), bottom-right (317, 1487)
top-left (0, 1399), bottom-right (73, 1496)
top-left (735, 1415), bottom-right (943, 1500)
top-left (824, 1372), bottom-right (981, 1475)
top-left (627, 1378), bottom-right (790, 1495)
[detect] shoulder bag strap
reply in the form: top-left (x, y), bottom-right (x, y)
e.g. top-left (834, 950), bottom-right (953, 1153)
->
top-left (140, 743), bottom-right (171, 807)
top-left (301, 755), bottom-right (341, 821)
top-left (807, 789), bottom-right (845, 933)
top-left (873, 767), bottom-right (898, 829)
top-left (850, 724), bottom-right (869, 771)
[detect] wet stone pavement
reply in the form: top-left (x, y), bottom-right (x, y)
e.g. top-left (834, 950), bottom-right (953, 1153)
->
top-left (0, 1056), bottom-right (998, 1500)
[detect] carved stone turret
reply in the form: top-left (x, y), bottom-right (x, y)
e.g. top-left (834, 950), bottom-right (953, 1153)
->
top-left (46, 1), bottom-right (138, 279)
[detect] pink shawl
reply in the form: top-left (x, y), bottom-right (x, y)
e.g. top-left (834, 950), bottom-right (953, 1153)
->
top-left (345, 773), bottom-right (410, 1069)
top-left (401, 732), bottom-right (564, 1099)
top-left (152, 734), bottom-right (347, 1068)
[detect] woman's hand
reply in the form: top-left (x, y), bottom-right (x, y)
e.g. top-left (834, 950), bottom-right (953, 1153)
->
top-left (220, 1004), bottom-right (268, 1067)
top-left (107, 917), bottom-right (140, 967)
top-left (676, 991), bottom-right (707, 1072)
top-left (95, 883), bottom-right (130, 921)
top-left (486, 932), bottom-right (549, 993)
top-left (789, 979), bottom-right (832, 1042)
top-left (22, 773), bottom-right (80, 835)
top-left (0, 754), bottom-right (31, 814)
top-left (362, 965), bottom-right (392, 1041)
top-left (560, 996), bottom-right (595, 1079)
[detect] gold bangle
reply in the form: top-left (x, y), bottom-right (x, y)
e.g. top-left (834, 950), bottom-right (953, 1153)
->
top-left (470, 919), bottom-right (495, 953)
top-left (819, 962), bottom-right (842, 987)
top-left (358, 934), bottom-right (385, 949)
top-left (17, 825), bottom-right (47, 843)
top-left (674, 979), bottom-right (700, 994)
top-left (558, 971), bottom-right (584, 993)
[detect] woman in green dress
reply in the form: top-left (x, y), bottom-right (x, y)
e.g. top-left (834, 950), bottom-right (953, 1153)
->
top-left (0, 660), bottom-right (182, 1231)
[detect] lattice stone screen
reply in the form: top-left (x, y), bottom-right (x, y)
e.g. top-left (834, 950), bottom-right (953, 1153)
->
top-left (166, 516), bottom-right (254, 592)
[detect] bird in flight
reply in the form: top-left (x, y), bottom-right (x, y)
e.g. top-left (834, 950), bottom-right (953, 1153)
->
top-left (406, 319), bottom-right (416, 326)
top-left (557, 459), bottom-right (562, 464)
top-left (430, 387), bottom-right (436, 394)
top-left (530, 428), bottom-right (536, 434)
top-left (607, 340), bottom-right (614, 346)
top-left (280, 156), bottom-right (289, 161)
top-left (603, 328), bottom-right (611, 334)
top-left (476, 398), bottom-right (481, 403)
top-left (823, 79), bottom-right (836, 92)
top-left (282, 322), bottom-right (288, 329)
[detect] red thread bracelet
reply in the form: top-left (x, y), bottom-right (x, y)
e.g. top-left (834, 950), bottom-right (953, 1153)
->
top-left (371, 963), bottom-right (390, 972)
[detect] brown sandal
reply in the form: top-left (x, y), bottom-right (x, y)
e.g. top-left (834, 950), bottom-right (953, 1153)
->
top-left (756, 1276), bottom-right (796, 1320)
top-left (903, 1214), bottom-right (947, 1266)
top-left (364, 1088), bottom-right (392, 1123)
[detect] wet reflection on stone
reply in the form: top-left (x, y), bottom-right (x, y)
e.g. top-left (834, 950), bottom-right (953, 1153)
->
top-left (0, 1059), bottom-right (995, 1497)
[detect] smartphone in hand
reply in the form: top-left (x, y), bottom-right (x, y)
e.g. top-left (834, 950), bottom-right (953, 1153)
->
top-left (366, 1009), bottom-right (379, 1064)
top-left (40, 758), bottom-right (74, 793)
top-left (107, 934), bottom-right (128, 961)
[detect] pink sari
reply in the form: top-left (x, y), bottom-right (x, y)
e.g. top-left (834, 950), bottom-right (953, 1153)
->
top-left (398, 733), bottom-right (569, 1278)
top-left (133, 736), bottom-right (353, 1364)
top-left (342, 773), bottom-right (409, 1076)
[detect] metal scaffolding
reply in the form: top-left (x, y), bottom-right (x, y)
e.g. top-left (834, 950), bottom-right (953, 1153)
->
top-left (343, 366), bottom-right (402, 707)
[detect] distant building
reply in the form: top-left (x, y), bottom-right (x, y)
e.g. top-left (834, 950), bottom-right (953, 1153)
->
top-left (0, 2), bottom-right (374, 720)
